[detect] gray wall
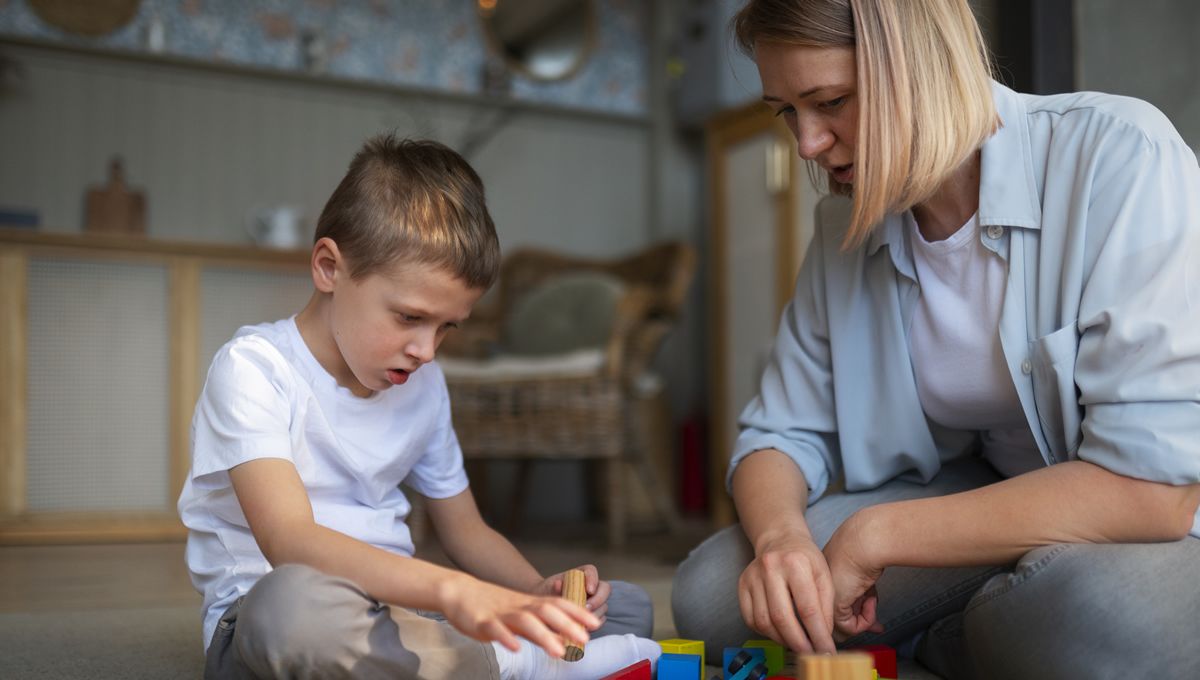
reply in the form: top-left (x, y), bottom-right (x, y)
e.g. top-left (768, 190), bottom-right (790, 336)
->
top-left (0, 43), bottom-right (651, 258)
top-left (1076, 0), bottom-right (1200, 150)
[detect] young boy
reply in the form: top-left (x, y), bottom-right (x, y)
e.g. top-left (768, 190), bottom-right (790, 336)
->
top-left (178, 135), bottom-right (661, 679)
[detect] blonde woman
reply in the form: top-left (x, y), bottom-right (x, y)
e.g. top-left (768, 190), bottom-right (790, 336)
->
top-left (672, 0), bottom-right (1200, 677)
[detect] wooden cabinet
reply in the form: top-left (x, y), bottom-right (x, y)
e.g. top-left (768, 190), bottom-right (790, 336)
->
top-left (0, 230), bottom-right (310, 543)
top-left (706, 102), bottom-right (823, 527)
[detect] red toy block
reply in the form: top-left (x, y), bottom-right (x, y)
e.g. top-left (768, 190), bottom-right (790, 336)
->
top-left (598, 658), bottom-right (651, 680)
top-left (852, 644), bottom-right (897, 679)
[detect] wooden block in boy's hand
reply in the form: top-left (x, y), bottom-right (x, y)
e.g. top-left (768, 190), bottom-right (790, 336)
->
top-left (561, 568), bottom-right (587, 661)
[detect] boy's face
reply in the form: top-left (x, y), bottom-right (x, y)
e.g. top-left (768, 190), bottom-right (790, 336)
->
top-left (326, 259), bottom-right (483, 396)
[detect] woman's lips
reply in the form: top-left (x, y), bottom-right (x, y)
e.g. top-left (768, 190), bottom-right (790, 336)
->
top-left (832, 164), bottom-right (854, 184)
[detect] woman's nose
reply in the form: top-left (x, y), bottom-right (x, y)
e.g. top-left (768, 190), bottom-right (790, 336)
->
top-left (796, 121), bottom-right (834, 161)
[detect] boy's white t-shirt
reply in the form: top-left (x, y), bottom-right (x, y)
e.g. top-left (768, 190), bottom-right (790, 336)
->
top-left (177, 317), bottom-right (469, 650)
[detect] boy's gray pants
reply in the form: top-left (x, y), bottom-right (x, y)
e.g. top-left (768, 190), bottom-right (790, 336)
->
top-left (204, 567), bottom-right (653, 679)
top-left (672, 456), bottom-right (1200, 679)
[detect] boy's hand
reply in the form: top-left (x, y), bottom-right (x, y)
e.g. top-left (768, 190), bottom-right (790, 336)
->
top-left (532, 564), bottom-right (612, 625)
top-left (439, 573), bottom-right (600, 658)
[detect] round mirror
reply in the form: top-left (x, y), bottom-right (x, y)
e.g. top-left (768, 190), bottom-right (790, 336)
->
top-left (479, 0), bottom-right (596, 82)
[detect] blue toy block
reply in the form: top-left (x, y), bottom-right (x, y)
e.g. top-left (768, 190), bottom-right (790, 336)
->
top-left (657, 652), bottom-right (702, 680)
top-left (723, 647), bottom-right (768, 680)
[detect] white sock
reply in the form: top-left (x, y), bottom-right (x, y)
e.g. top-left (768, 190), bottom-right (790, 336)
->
top-left (492, 634), bottom-right (661, 680)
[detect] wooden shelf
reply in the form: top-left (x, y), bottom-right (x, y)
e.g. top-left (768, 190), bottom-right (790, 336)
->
top-left (0, 227), bottom-right (310, 266)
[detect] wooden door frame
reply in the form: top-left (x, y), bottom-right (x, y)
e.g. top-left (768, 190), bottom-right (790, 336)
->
top-left (706, 102), bottom-right (799, 528)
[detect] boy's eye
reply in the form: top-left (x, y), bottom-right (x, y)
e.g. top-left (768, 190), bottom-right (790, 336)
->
top-left (399, 313), bottom-right (421, 323)
top-left (774, 105), bottom-right (796, 118)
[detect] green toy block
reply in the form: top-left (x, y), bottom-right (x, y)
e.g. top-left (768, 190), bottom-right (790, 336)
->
top-left (742, 639), bottom-right (784, 675)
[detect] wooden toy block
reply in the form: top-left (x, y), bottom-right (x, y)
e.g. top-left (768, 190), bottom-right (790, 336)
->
top-left (561, 569), bottom-right (586, 661)
top-left (795, 652), bottom-right (874, 680)
top-left (658, 652), bottom-right (702, 680)
top-left (597, 658), bottom-right (650, 680)
top-left (724, 646), bottom-right (768, 680)
top-left (849, 644), bottom-right (896, 679)
top-left (742, 639), bottom-right (785, 675)
top-left (658, 638), bottom-right (704, 678)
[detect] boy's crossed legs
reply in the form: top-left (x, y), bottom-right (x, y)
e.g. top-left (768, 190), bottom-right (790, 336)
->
top-left (205, 564), bottom-right (659, 680)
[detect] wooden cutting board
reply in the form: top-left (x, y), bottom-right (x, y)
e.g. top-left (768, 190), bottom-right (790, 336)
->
top-left (85, 157), bottom-right (146, 235)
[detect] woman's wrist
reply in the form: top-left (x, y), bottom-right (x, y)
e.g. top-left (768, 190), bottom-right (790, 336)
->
top-left (752, 516), bottom-right (815, 554)
top-left (843, 503), bottom-right (897, 571)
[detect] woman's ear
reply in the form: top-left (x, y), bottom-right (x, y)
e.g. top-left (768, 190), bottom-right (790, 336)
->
top-left (310, 237), bottom-right (342, 293)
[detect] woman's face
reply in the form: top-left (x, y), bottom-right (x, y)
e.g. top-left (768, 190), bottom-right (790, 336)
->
top-left (757, 43), bottom-right (859, 185)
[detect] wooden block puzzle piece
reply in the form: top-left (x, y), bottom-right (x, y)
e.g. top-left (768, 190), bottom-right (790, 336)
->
top-left (796, 651), bottom-right (875, 680)
top-left (597, 658), bottom-right (650, 680)
top-left (657, 652), bottom-right (702, 680)
top-left (742, 639), bottom-right (784, 675)
top-left (658, 638), bottom-right (704, 679)
top-left (724, 646), bottom-right (768, 680)
top-left (849, 644), bottom-right (897, 679)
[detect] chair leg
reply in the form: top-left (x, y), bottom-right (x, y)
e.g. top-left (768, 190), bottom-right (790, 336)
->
top-left (607, 457), bottom-right (625, 548)
top-left (629, 388), bottom-right (686, 534)
top-left (507, 460), bottom-right (532, 536)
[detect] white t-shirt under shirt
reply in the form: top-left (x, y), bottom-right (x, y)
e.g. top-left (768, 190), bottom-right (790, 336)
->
top-left (907, 211), bottom-right (1044, 477)
top-left (177, 317), bottom-right (469, 649)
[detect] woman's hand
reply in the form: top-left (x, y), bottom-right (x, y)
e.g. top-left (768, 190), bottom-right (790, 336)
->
top-left (438, 573), bottom-right (600, 658)
top-left (531, 564), bottom-right (611, 625)
top-left (822, 509), bottom-right (886, 640)
top-left (738, 531), bottom-right (838, 654)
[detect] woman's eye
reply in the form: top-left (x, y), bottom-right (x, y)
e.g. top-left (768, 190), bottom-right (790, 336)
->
top-left (399, 314), bottom-right (420, 323)
top-left (774, 106), bottom-right (796, 118)
top-left (820, 96), bottom-right (846, 110)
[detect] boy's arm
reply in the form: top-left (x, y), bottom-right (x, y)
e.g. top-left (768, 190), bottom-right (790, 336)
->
top-left (424, 488), bottom-right (543, 591)
top-left (230, 458), bottom-right (598, 656)
top-left (425, 490), bottom-right (613, 618)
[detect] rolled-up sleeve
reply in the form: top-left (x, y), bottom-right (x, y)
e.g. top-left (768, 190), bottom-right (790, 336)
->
top-left (1074, 126), bottom-right (1200, 485)
top-left (728, 220), bottom-right (842, 503)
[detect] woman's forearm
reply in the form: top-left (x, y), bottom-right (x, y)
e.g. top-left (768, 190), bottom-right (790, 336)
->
top-left (732, 449), bottom-right (815, 551)
top-left (861, 460), bottom-right (1200, 569)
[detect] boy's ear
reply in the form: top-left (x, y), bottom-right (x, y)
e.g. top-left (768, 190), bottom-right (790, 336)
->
top-left (311, 237), bottom-right (342, 293)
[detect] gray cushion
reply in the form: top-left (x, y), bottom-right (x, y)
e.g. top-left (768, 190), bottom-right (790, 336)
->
top-left (503, 272), bottom-right (626, 356)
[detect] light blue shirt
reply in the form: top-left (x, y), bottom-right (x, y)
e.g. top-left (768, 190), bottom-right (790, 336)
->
top-left (730, 82), bottom-right (1200, 536)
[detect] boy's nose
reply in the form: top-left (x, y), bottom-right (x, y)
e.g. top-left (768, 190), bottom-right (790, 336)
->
top-left (406, 332), bottom-right (436, 364)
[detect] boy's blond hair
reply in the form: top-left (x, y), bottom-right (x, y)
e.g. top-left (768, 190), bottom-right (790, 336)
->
top-left (315, 134), bottom-right (500, 288)
top-left (734, 0), bottom-right (999, 250)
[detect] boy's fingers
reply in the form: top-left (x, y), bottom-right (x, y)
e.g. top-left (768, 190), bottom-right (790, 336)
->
top-left (578, 564), bottom-right (600, 594)
top-left (512, 614), bottom-right (566, 658)
top-left (483, 619), bottom-right (521, 652)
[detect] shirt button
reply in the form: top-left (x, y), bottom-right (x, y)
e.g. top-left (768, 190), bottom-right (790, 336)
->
top-left (986, 224), bottom-right (1005, 240)
top-left (1021, 359), bottom-right (1033, 375)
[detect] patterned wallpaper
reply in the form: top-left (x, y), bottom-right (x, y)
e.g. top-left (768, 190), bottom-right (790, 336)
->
top-left (0, 0), bottom-right (648, 116)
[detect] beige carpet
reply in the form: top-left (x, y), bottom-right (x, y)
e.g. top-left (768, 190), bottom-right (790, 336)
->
top-left (0, 605), bottom-right (204, 679)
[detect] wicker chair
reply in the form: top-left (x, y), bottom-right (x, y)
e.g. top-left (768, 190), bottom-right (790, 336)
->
top-left (438, 241), bottom-right (695, 547)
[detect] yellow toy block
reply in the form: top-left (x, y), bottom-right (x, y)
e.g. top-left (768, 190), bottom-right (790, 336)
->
top-left (657, 639), bottom-right (704, 679)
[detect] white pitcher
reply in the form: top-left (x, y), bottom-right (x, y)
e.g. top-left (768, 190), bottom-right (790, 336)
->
top-left (247, 206), bottom-right (306, 249)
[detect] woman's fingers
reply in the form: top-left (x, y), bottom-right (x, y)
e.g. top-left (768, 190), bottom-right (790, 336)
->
top-left (785, 566), bottom-right (834, 653)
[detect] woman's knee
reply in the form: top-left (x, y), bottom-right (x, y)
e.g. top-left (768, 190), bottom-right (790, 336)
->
top-left (962, 542), bottom-right (1200, 678)
top-left (671, 525), bottom-right (756, 648)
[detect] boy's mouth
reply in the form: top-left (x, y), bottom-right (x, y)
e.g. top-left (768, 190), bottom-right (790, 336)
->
top-left (386, 368), bottom-right (410, 385)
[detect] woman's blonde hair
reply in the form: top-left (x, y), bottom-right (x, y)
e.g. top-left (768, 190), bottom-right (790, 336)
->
top-left (734, 0), bottom-right (999, 249)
